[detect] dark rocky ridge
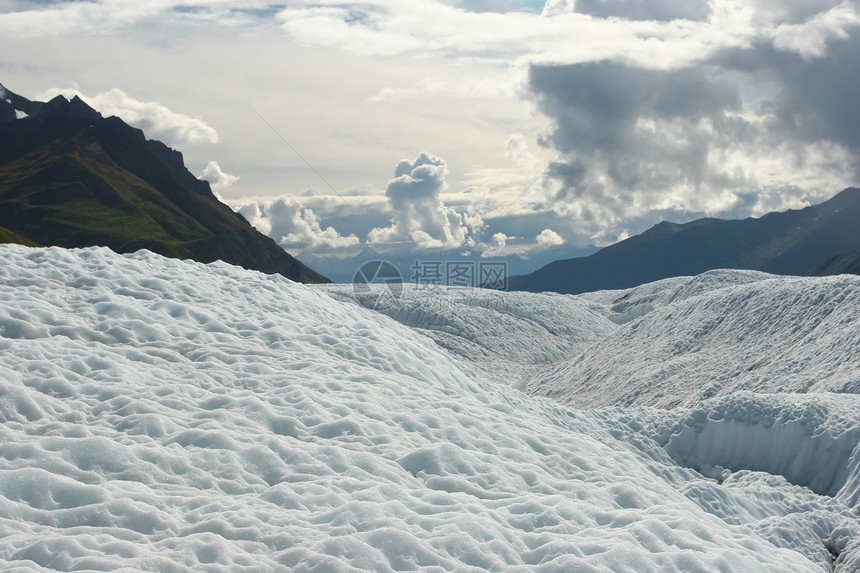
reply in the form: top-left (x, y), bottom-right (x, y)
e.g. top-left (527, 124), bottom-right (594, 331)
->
top-left (510, 188), bottom-right (860, 294)
top-left (0, 84), bottom-right (328, 283)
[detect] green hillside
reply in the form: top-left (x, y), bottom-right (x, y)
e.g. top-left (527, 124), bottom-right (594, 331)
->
top-left (809, 248), bottom-right (860, 276)
top-left (0, 88), bottom-right (328, 284)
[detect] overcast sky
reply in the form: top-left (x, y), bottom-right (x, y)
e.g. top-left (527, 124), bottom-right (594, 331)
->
top-left (2, 0), bottom-right (859, 260)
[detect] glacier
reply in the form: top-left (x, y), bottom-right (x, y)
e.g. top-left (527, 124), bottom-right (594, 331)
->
top-left (528, 270), bottom-right (860, 408)
top-left (0, 245), bottom-right (859, 572)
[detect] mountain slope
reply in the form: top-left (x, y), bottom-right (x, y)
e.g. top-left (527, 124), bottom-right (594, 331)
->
top-left (300, 242), bottom-right (600, 284)
top-left (0, 225), bottom-right (39, 247)
top-left (0, 84), bottom-right (328, 283)
top-left (510, 188), bottom-right (860, 294)
top-left (810, 247), bottom-right (860, 276)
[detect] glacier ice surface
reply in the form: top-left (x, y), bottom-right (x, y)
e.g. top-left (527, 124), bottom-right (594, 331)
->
top-left (0, 245), bottom-right (858, 571)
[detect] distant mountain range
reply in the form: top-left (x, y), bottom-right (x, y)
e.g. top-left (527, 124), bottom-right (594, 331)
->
top-left (0, 83), bottom-right (328, 284)
top-left (510, 188), bottom-right (860, 294)
top-left (300, 243), bottom-right (599, 285)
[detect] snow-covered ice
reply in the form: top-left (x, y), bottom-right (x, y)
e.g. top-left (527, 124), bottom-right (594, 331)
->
top-left (1, 245), bottom-right (859, 571)
top-left (320, 283), bottom-right (615, 386)
top-left (528, 270), bottom-right (860, 408)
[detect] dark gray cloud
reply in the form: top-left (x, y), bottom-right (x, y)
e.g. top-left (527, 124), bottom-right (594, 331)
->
top-left (747, 0), bottom-right (845, 24)
top-left (527, 17), bottom-right (860, 242)
top-left (568, 0), bottom-right (711, 21)
top-left (530, 62), bottom-right (740, 150)
top-left (529, 62), bottom-right (747, 224)
top-left (715, 34), bottom-right (860, 150)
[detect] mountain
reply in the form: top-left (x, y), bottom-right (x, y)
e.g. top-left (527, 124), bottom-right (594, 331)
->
top-left (509, 188), bottom-right (860, 294)
top-left (300, 243), bottom-right (599, 285)
top-left (0, 225), bottom-right (39, 247)
top-left (0, 83), bottom-right (328, 283)
top-left (809, 247), bottom-right (860, 276)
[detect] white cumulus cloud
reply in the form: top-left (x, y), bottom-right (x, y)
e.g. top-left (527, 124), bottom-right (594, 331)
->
top-left (41, 87), bottom-right (219, 146)
top-left (536, 228), bottom-right (564, 247)
top-left (368, 152), bottom-right (478, 250)
top-left (199, 160), bottom-right (238, 190)
top-left (236, 197), bottom-right (360, 254)
top-left (770, 1), bottom-right (860, 59)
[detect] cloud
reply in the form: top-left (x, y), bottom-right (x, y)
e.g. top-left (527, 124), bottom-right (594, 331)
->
top-left (769, 1), bottom-right (860, 58)
top-left (529, 61), bottom-right (748, 233)
top-left (368, 77), bottom-right (515, 102)
top-left (368, 152), bottom-right (480, 250)
top-left (235, 197), bottom-right (360, 254)
top-left (1, 0), bottom-right (756, 73)
top-left (42, 87), bottom-right (219, 146)
top-left (455, 0), bottom-right (546, 14)
top-left (742, 34), bottom-right (860, 152)
top-left (0, 1), bottom-right (159, 38)
top-left (526, 15), bottom-right (860, 243)
top-left (6, 0), bottom-right (860, 256)
top-left (0, 1), bottom-right (277, 38)
top-left (4, 1), bottom-right (851, 73)
top-left (474, 229), bottom-right (566, 257)
top-left (536, 228), bottom-right (564, 247)
top-left (199, 160), bottom-right (238, 190)
top-left (273, 0), bottom-right (759, 68)
top-left (477, 232), bottom-right (518, 257)
top-left (543, 0), bottom-right (711, 21)
top-left (505, 133), bottom-right (540, 171)
top-left (748, 0), bottom-right (847, 26)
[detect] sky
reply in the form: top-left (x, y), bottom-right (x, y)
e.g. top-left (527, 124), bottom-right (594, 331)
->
top-left (2, 0), bottom-right (860, 262)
